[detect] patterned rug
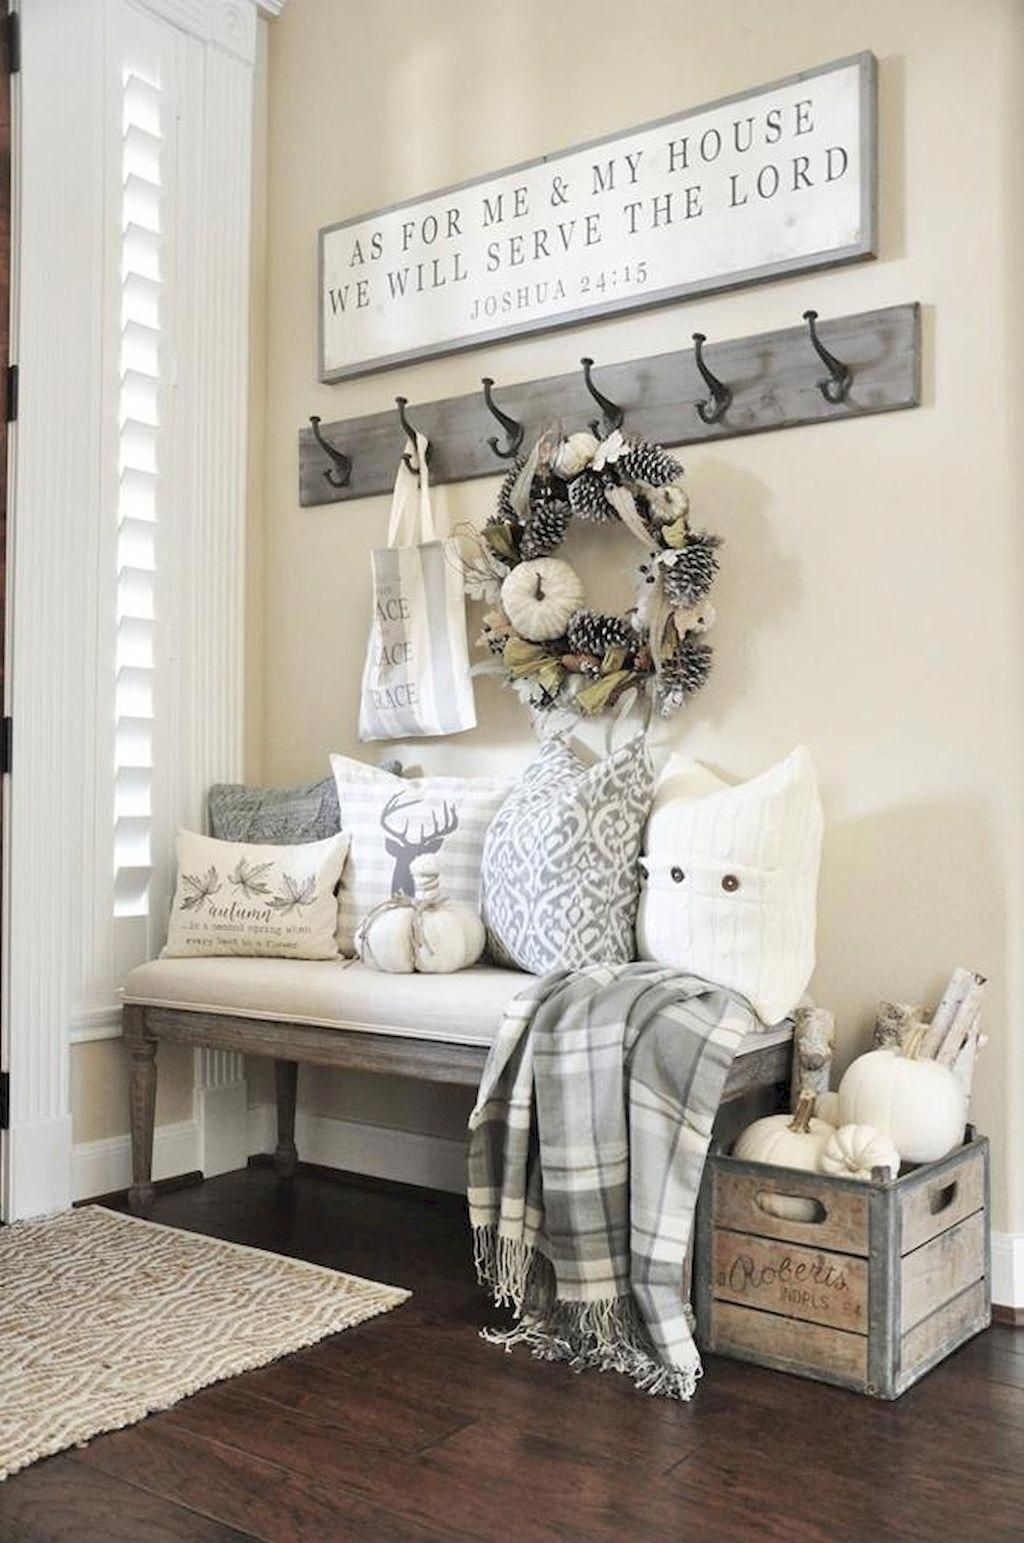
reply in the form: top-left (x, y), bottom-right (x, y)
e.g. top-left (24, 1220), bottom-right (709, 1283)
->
top-left (1, 1205), bottom-right (409, 1481)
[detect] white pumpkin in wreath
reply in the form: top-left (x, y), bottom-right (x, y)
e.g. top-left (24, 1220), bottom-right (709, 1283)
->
top-left (500, 557), bottom-right (584, 643)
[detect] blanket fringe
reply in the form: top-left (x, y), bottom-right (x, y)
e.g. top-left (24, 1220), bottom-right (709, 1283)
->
top-left (472, 1225), bottom-right (701, 1402)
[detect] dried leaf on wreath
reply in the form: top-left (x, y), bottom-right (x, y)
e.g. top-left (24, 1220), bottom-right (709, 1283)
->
top-left (660, 514), bottom-right (689, 549)
top-left (180, 866), bottom-right (221, 911)
top-left (504, 636), bottom-right (552, 677)
top-left (600, 644), bottom-right (629, 676)
top-left (482, 521), bottom-right (521, 564)
top-left (576, 669), bottom-right (634, 716)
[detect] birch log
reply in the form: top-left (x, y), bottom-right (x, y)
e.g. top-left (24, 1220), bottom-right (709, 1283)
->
top-left (936, 974), bottom-right (986, 1066)
top-left (789, 1006), bottom-right (836, 1109)
top-left (952, 1031), bottom-right (987, 1106)
top-left (920, 967), bottom-right (973, 1058)
top-left (873, 1002), bottom-right (923, 1050)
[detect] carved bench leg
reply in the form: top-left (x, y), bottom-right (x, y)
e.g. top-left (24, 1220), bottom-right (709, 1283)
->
top-left (125, 1005), bottom-right (157, 1214)
top-left (274, 1060), bottom-right (299, 1177)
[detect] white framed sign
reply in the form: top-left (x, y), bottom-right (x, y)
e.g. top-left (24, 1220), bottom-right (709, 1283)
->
top-left (318, 52), bottom-right (876, 383)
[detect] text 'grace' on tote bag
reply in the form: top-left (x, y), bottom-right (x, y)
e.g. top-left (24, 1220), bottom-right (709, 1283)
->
top-left (358, 431), bottom-right (477, 741)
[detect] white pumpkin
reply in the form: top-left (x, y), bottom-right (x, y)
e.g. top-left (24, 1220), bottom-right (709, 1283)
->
top-left (819, 1123), bottom-right (900, 1183)
top-left (551, 431), bottom-right (598, 480)
top-left (837, 1027), bottom-right (966, 1165)
top-left (501, 558), bottom-right (584, 643)
top-left (356, 856), bottom-right (484, 975)
top-left (815, 1090), bottom-right (841, 1127)
top-left (733, 1093), bottom-right (834, 1221)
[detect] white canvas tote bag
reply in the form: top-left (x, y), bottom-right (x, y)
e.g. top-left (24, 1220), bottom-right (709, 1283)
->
top-left (358, 432), bottom-right (477, 741)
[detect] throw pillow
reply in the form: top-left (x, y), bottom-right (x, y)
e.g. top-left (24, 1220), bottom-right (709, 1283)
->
top-left (208, 777), bottom-right (340, 845)
top-left (329, 753), bottom-right (511, 956)
top-left (636, 745), bottom-right (823, 1024)
top-left (163, 830), bottom-right (350, 960)
top-left (480, 735), bottom-right (654, 974)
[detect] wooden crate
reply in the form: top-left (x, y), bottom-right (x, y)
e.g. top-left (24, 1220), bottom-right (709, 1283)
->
top-left (694, 1130), bottom-right (990, 1399)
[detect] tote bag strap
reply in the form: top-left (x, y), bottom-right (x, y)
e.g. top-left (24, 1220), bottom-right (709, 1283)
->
top-left (386, 431), bottom-right (438, 547)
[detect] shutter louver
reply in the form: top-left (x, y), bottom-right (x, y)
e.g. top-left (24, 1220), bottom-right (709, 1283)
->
top-left (114, 70), bottom-right (162, 920)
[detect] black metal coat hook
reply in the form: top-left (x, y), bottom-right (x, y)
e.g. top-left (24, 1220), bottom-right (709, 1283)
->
top-left (692, 333), bottom-right (732, 425)
top-left (309, 415), bottom-right (352, 489)
top-left (803, 310), bottom-right (852, 404)
top-left (580, 357), bottom-right (625, 438)
top-left (481, 377), bottom-right (525, 461)
top-left (395, 396), bottom-right (431, 472)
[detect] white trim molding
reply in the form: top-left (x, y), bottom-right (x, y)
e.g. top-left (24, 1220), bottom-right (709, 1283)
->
top-left (247, 1104), bottom-right (468, 1195)
top-left (4, 0), bottom-right (258, 1218)
top-left (992, 1232), bottom-right (1024, 1313)
top-left (73, 1118), bottom-right (199, 1202)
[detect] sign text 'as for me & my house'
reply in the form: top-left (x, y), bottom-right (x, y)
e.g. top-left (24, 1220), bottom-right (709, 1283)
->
top-left (318, 53), bottom-right (876, 381)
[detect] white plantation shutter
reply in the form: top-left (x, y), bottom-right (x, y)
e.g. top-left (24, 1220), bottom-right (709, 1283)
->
top-left (114, 70), bottom-right (162, 921)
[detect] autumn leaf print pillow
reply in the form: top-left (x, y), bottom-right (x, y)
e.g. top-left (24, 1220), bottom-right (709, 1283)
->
top-left (163, 830), bottom-right (350, 960)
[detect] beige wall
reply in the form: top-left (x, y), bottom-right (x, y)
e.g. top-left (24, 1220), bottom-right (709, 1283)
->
top-left (255, 0), bottom-right (1024, 1226)
top-left (71, 1040), bottom-right (193, 1146)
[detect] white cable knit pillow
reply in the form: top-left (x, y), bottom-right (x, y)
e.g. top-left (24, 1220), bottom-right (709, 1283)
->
top-left (636, 746), bottom-right (823, 1023)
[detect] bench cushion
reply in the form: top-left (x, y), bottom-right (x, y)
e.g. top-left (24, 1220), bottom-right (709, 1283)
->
top-left (121, 958), bottom-right (794, 1057)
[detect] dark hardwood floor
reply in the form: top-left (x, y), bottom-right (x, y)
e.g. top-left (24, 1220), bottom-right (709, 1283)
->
top-left (2, 1167), bottom-right (1022, 1543)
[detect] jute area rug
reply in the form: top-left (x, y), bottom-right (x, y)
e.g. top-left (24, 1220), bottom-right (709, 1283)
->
top-left (1, 1205), bottom-right (409, 1481)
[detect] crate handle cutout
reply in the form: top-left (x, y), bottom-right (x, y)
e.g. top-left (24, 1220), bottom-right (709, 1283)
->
top-left (929, 1180), bottom-right (958, 1216)
top-left (755, 1191), bottom-right (827, 1224)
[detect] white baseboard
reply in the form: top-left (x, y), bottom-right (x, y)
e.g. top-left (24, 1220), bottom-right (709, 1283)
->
top-left (991, 1232), bottom-right (1024, 1312)
top-left (247, 1103), bottom-right (467, 1194)
top-left (195, 1078), bottom-right (249, 1178)
top-left (5, 1113), bottom-right (74, 1218)
top-left (72, 1118), bottom-right (199, 1202)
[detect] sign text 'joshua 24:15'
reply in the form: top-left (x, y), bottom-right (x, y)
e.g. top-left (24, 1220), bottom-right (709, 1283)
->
top-left (318, 52), bottom-right (876, 382)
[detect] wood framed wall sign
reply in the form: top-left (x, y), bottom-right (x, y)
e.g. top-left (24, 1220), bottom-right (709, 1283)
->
top-left (318, 52), bottom-right (877, 383)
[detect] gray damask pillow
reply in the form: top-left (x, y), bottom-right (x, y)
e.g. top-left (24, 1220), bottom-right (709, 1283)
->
top-left (481, 735), bottom-right (654, 974)
top-left (208, 777), bottom-right (340, 845)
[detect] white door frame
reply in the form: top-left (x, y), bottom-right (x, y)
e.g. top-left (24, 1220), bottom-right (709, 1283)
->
top-left (2, 0), bottom-right (268, 1219)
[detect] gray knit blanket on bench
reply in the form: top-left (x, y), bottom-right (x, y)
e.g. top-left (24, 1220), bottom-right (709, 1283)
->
top-left (467, 962), bottom-right (757, 1400)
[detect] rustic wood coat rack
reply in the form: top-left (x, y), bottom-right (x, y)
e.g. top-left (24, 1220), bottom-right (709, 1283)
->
top-left (298, 302), bottom-right (920, 507)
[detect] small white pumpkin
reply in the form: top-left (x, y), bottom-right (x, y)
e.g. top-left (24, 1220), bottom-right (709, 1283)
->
top-left (356, 856), bottom-right (484, 975)
top-left (551, 430), bottom-right (598, 480)
top-left (733, 1092), bottom-right (833, 1221)
top-left (837, 1025), bottom-right (966, 1165)
top-left (815, 1090), bottom-right (841, 1127)
top-left (819, 1123), bottom-right (900, 1183)
top-left (500, 558), bottom-right (584, 643)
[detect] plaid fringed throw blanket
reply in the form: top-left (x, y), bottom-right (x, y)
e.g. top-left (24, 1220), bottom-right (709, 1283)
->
top-left (468, 963), bottom-right (757, 1400)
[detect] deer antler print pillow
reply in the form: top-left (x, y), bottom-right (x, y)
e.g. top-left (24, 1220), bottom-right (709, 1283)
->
top-left (329, 754), bottom-right (512, 956)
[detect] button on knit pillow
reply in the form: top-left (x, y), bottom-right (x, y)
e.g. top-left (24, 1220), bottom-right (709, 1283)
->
top-left (481, 736), bottom-right (654, 974)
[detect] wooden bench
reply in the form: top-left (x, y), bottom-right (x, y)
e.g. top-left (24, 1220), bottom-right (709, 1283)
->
top-left (122, 958), bottom-right (793, 1213)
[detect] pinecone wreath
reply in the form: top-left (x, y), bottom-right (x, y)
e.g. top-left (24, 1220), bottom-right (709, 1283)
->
top-left (496, 457), bottom-right (527, 524)
top-left (568, 468), bottom-right (615, 521)
top-left (467, 424), bottom-right (722, 726)
top-left (657, 636), bottom-right (714, 715)
top-left (660, 531), bottom-right (722, 607)
top-left (566, 608), bottom-right (636, 658)
top-left (520, 482), bottom-right (571, 559)
top-left (616, 441), bottom-right (684, 488)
